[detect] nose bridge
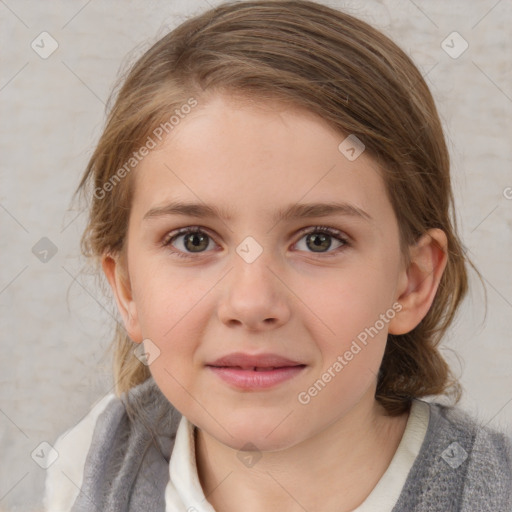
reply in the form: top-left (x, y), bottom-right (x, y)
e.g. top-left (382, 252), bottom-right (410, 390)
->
top-left (217, 237), bottom-right (290, 329)
top-left (232, 237), bottom-right (279, 299)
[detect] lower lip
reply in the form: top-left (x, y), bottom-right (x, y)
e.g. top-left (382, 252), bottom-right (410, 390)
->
top-left (207, 365), bottom-right (306, 390)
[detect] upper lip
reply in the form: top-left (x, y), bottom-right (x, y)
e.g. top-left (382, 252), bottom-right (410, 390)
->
top-left (207, 352), bottom-right (305, 369)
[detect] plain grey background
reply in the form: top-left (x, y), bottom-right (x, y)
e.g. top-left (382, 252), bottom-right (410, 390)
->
top-left (1, 0), bottom-right (511, 510)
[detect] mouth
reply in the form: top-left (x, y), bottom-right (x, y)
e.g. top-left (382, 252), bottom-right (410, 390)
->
top-left (207, 352), bottom-right (304, 369)
top-left (206, 352), bottom-right (307, 391)
top-left (210, 365), bottom-right (304, 371)
top-left (206, 355), bottom-right (307, 390)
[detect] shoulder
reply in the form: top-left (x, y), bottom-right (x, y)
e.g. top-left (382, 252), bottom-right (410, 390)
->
top-left (430, 402), bottom-right (512, 505)
top-left (429, 401), bottom-right (512, 465)
top-left (393, 400), bottom-right (512, 511)
top-left (43, 391), bottom-right (118, 511)
top-left (43, 377), bottom-right (180, 512)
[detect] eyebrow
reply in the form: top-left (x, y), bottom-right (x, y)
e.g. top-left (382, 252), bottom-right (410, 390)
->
top-left (143, 200), bottom-right (373, 224)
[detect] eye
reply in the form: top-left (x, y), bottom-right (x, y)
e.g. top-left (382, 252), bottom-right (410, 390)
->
top-left (293, 226), bottom-right (350, 255)
top-left (162, 225), bottom-right (350, 259)
top-left (162, 227), bottom-right (217, 258)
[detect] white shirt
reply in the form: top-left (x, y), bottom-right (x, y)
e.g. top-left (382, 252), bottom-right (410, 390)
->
top-left (44, 398), bottom-right (430, 511)
top-left (165, 399), bottom-right (430, 511)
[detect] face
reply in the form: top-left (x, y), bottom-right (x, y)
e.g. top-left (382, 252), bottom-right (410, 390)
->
top-left (109, 93), bottom-right (413, 451)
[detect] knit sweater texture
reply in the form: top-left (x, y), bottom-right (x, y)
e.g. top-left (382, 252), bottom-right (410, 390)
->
top-left (67, 377), bottom-right (512, 511)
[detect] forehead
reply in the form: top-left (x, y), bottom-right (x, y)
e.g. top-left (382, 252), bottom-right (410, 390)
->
top-left (130, 94), bottom-right (393, 226)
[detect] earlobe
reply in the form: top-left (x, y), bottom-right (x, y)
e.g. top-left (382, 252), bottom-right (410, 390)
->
top-left (101, 253), bottom-right (143, 343)
top-left (388, 229), bottom-right (448, 335)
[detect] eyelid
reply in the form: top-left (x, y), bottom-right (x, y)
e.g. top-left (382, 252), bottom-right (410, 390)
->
top-left (294, 225), bottom-right (351, 244)
top-left (161, 226), bottom-right (213, 246)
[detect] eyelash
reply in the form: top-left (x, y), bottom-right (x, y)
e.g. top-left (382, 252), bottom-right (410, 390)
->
top-left (161, 225), bottom-right (351, 259)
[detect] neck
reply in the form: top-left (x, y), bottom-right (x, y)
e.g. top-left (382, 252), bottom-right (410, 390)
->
top-left (195, 394), bottom-right (410, 512)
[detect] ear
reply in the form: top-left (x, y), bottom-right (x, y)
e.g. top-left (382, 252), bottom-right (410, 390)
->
top-left (102, 253), bottom-right (143, 343)
top-left (388, 228), bottom-right (448, 335)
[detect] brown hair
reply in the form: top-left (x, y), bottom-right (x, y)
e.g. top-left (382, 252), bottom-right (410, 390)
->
top-left (76, 0), bottom-right (484, 414)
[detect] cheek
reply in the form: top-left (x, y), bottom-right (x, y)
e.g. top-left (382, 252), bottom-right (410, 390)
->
top-left (302, 262), bottom-right (394, 341)
top-left (130, 255), bottom-right (205, 336)
top-left (131, 274), bottom-right (215, 388)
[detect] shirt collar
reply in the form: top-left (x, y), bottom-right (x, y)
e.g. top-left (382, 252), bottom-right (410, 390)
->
top-left (166, 415), bottom-right (217, 511)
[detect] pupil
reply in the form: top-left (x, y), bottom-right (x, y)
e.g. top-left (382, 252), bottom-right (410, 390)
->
top-left (186, 233), bottom-right (208, 251)
top-left (308, 233), bottom-right (331, 252)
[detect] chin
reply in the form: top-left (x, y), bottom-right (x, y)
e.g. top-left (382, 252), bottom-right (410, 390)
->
top-left (204, 412), bottom-right (307, 453)
top-left (226, 431), bottom-right (300, 454)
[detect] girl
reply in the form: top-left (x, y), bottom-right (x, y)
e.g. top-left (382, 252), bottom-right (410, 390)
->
top-left (44, 1), bottom-right (512, 510)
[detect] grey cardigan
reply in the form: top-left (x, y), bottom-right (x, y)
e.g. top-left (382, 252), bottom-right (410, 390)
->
top-left (70, 376), bottom-right (512, 511)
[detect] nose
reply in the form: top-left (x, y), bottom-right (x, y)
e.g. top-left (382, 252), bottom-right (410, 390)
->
top-left (217, 251), bottom-right (291, 331)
